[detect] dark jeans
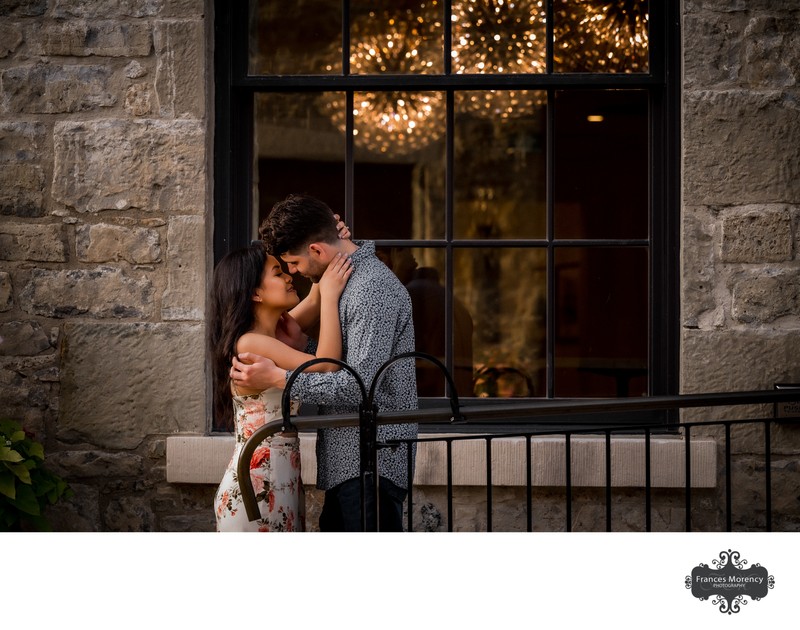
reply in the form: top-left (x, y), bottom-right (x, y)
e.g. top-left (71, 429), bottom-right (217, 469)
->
top-left (319, 476), bottom-right (406, 532)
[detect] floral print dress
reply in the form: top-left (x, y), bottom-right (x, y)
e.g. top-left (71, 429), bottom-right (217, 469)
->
top-left (214, 388), bottom-right (305, 532)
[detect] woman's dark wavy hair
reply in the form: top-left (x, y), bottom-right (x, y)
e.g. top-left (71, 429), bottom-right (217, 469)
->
top-left (209, 241), bottom-right (267, 430)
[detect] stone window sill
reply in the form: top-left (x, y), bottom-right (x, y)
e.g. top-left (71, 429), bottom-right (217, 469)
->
top-left (166, 433), bottom-right (716, 488)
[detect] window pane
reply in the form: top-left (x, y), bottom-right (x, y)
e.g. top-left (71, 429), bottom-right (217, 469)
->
top-left (554, 89), bottom-right (648, 239)
top-left (452, 0), bottom-right (547, 74)
top-left (455, 91), bottom-right (547, 239)
top-left (249, 0), bottom-right (342, 75)
top-left (353, 90), bottom-right (446, 239)
top-left (554, 247), bottom-right (648, 398)
top-left (374, 248), bottom-right (473, 397)
top-left (350, 1), bottom-right (443, 74)
top-left (254, 92), bottom-right (346, 230)
top-left (554, 0), bottom-right (649, 73)
top-left (455, 248), bottom-right (547, 398)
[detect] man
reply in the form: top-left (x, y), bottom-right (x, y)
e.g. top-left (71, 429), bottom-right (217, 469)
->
top-left (231, 194), bottom-right (418, 532)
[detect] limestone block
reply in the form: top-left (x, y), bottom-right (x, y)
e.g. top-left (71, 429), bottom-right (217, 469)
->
top-left (159, 0), bottom-right (205, 18)
top-left (0, 0), bottom-right (46, 17)
top-left (1, 64), bottom-right (116, 114)
top-left (742, 16), bottom-right (800, 88)
top-left (0, 164), bottom-right (46, 217)
top-left (0, 22), bottom-right (23, 58)
top-left (731, 271), bottom-right (798, 324)
top-left (124, 60), bottom-right (147, 79)
top-left (26, 20), bottom-right (152, 57)
top-left (684, 90), bottom-right (800, 206)
top-left (0, 320), bottom-right (51, 356)
top-left (683, 11), bottom-right (746, 89)
top-left (75, 222), bottom-right (161, 264)
top-left (52, 119), bottom-right (205, 213)
top-left (154, 20), bottom-right (205, 118)
top-left (124, 82), bottom-right (153, 116)
top-left (59, 322), bottom-right (206, 449)
top-left (104, 495), bottom-right (155, 531)
top-left (0, 354), bottom-right (56, 431)
top-left (52, 0), bottom-right (163, 18)
top-left (684, 0), bottom-right (788, 11)
top-left (159, 513), bottom-right (215, 532)
top-left (721, 206), bottom-right (793, 263)
top-left (0, 272), bottom-right (12, 311)
top-left (681, 207), bottom-right (718, 327)
top-left (47, 450), bottom-right (145, 478)
top-left (19, 267), bottom-right (154, 318)
top-left (0, 222), bottom-right (67, 262)
top-left (0, 121), bottom-right (48, 217)
top-left (162, 215), bottom-right (204, 321)
top-left (681, 329), bottom-right (800, 427)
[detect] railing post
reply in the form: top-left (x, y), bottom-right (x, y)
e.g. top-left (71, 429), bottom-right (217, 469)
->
top-left (359, 402), bottom-right (379, 532)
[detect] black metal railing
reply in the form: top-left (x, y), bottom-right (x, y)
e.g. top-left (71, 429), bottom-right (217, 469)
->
top-left (237, 353), bottom-right (800, 532)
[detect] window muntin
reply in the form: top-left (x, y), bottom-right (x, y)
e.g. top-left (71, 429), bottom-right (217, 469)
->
top-left (224, 0), bottom-right (669, 417)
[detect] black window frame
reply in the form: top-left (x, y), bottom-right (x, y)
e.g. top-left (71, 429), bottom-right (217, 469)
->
top-left (212, 0), bottom-right (681, 430)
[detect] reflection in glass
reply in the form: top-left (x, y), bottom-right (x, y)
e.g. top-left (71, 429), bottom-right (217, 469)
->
top-left (554, 90), bottom-right (647, 239)
top-left (554, 0), bottom-right (649, 73)
top-left (455, 248), bottom-right (547, 397)
top-left (451, 0), bottom-right (547, 74)
top-left (554, 247), bottom-right (647, 398)
top-left (455, 92), bottom-right (547, 239)
top-left (350, 1), bottom-right (443, 75)
top-left (350, 91), bottom-right (446, 240)
top-left (351, 91), bottom-right (445, 157)
top-left (254, 92), bottom-right (346, 244)
top-left (249, 0), bottom-right (342, 75)
top-left (374, 248), bottom-right (472, 397)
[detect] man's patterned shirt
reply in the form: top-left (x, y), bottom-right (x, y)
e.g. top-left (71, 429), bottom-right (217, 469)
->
top-left (288, 240), bottom-right (418, 491)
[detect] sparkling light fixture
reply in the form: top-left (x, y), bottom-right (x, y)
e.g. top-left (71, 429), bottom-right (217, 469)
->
top-left (321, 3), bottom-right (445, 156)
top-left (321, 1), bottom-right (649, 147)
top-left (554, 0), bottom-right (649, 72)
top-left (451, 0), bottom-right (547, 119)
top-left (451, 0), bottom-right (547, 74)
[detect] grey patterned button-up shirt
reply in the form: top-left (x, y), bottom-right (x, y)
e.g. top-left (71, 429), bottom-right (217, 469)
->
top-left (287, 240), bottom-right (418, 491)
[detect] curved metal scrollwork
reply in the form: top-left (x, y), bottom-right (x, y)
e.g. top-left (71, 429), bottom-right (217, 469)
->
top-left (368, 351), bottom-right (464, 423)
top-left (237, 358), bottom-right (367, 522)
top-left (236, 353), bottom-right (463, 523)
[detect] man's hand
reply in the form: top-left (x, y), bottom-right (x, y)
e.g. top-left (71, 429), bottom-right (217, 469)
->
top-left (275, 312), bottom-right (307, 351)
top-left (231, 353), bottom-right (286, 391)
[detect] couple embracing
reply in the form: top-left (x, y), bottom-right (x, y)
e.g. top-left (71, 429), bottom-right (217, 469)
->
top-left (210, 194), bottom-right (418, 532)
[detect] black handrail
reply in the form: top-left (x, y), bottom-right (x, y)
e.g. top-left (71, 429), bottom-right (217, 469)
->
top-left (236, 353), bottom-right (800, 525)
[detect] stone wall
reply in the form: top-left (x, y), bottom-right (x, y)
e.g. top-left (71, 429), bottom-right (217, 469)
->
top-left (2, 1), bottom-right (799, 532)
top-left (681, 0), bottom-right (800, 530)
top-left (0, 0), bottom-right (212, 531)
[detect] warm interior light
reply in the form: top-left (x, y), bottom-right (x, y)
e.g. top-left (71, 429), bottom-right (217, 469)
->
top-left (321, 1), bottom-right (649, 150)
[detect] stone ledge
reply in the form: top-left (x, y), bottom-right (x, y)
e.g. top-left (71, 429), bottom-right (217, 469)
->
top-left (166, 433), bottom-right (717, 489)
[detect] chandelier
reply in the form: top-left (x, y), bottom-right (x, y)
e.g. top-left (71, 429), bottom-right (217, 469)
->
top-left (553, 0), bottom-right (649, 72)
top-left (452, 0), bottom-right (547, 119)
top-left (320, 4), bottom-right (445, 156)
top-left (320, 1), bottom-right (649, 151)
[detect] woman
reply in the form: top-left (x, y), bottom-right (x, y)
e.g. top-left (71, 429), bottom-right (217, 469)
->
top-left (209, 239), bottom-right (352, 532)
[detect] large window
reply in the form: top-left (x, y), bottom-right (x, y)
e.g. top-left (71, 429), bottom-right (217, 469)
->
top-left (214, 1), bottom-right (679, 427)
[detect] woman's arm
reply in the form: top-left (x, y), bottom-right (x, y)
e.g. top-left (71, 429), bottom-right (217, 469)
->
top-left (313, 252), bottom-right (349, 363)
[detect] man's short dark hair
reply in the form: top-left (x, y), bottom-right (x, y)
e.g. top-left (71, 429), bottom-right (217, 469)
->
top-left (259, 194), bottom-right (339, 256)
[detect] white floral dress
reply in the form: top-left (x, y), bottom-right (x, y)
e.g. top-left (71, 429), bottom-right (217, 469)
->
top-left (214, 388), bottom-right (305, 532)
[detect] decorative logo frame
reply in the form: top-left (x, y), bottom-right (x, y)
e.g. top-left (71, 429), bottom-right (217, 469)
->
top-left (686, 549), bottom-right (774, 614)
